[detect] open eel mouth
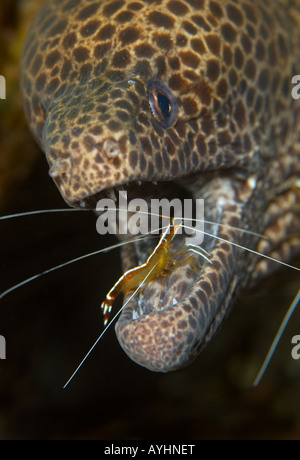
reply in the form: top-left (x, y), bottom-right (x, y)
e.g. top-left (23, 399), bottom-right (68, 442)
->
top-left (76, 174), bottom-right (248, 373)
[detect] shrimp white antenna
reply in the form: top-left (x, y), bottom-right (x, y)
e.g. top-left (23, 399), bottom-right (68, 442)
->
top-left (63, 260), bottom-right (159, 389)
top-left (1, 208), bottom-right (269, 242)
top-left (0, 235), bottom-right (156, 301)
top-left (0, 208), bottom-right (85, 220)
top-left (253, 288), bottom-right (300, 387)
top-left (181, 224), bottom-right (300, 273)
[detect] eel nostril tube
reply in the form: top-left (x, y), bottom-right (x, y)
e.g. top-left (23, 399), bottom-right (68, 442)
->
top-left (49, 159), bottom-right (71, 178)
top-left (103, 139), bottom-right (120, 158)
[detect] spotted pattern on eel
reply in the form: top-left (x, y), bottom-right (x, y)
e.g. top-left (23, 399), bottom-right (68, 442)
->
top-left (21, 0), bottom-right (300, 372)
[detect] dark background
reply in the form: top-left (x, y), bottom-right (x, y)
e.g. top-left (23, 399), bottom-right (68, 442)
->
top-left (0, 0), bottom-right (299, 440)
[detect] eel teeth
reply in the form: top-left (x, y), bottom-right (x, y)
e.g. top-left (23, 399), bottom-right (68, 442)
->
top-left (106, 187), bottom-right (117, 202)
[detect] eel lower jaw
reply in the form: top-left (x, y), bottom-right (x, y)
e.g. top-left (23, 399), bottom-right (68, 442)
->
top-left (113, 178), bottom-right (245, 372)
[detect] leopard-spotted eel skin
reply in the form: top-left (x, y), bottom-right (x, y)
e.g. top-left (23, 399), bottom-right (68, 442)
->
top-left (21, 0), bottom-right (300, 372)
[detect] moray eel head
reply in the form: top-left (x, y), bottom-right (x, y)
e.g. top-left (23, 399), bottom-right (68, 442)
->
top-left (20, 0), bottom-right (300, 372)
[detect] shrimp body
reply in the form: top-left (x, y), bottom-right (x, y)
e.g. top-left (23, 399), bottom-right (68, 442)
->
top-left (101, 218), bottom-right (182, 325)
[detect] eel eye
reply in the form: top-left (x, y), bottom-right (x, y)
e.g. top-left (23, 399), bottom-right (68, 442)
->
top-left (148, 79), bottom-right (178, 129)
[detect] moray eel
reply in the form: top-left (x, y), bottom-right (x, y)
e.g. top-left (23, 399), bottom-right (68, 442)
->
top-left (21, 0), bottom-right (300, 372)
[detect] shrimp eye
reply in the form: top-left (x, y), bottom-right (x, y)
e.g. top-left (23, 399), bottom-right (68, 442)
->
top-left (148, 79), bottom-right (178, 129)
